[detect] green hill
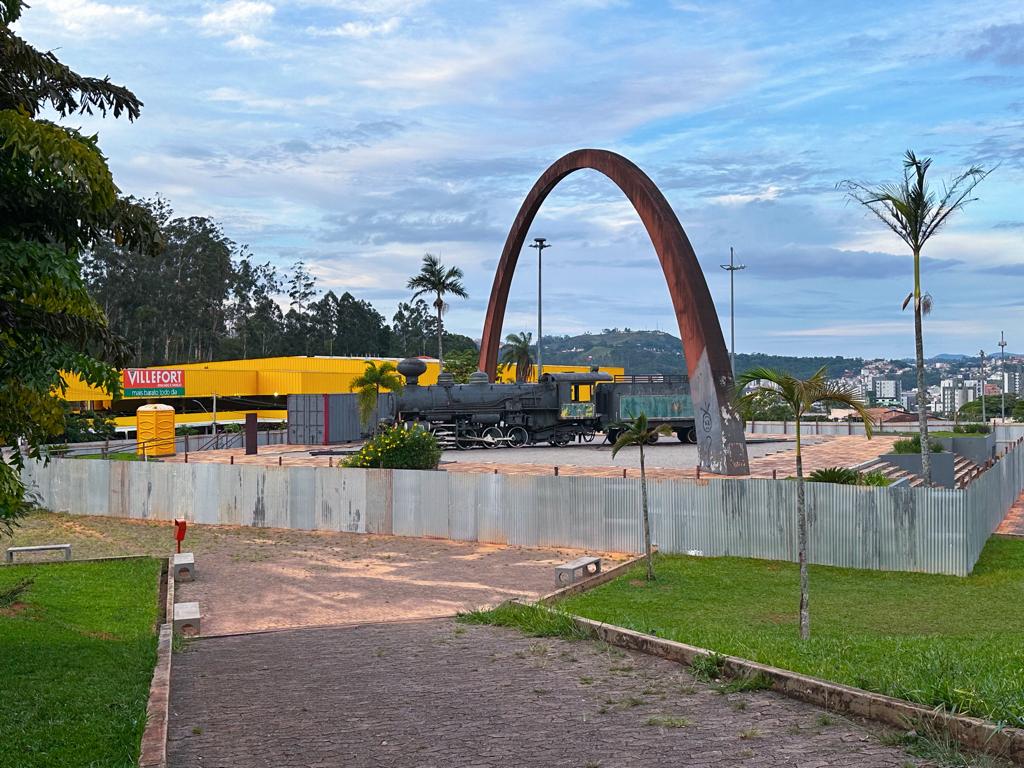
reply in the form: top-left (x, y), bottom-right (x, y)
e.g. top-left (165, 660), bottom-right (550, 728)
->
top-left (542, 330), bottom-right (863, 379)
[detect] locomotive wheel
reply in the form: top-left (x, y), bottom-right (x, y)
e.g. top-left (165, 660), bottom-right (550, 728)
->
top-left (506, 426), bottom-right (529, 448)
top-left (606, 428), bottom-right (620, 445)
top-left (457, 428), bottom-right (478, 450)
top-left (549, 433), bottom-right (572, 447)
top-left (581, 427), bottom-right (596, 443)
top-left (481, 426), bottom-right (503, 448)
top-left (645, 432), bottom-right (660, 445)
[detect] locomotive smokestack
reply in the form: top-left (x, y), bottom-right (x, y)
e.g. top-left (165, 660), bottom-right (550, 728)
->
top-left (397, 357), bottom-right (428, 386)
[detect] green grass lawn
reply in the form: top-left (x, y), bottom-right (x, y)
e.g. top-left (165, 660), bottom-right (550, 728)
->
top-left (554, 537), bottom-right (1024, 728)
top-left (0, 558), bottom-right (162, 767)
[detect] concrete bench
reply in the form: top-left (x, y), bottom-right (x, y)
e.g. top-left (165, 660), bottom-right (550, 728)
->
top-left (173, 602), bottom-right (201, 635)
top-left (555, 556), bottom-right (601, 586)
top-left (173, 552), bottom-right (195, 581)
top-left (5, 544), bottom-right (71, 563)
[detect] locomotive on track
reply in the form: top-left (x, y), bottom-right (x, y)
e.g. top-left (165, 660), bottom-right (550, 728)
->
top-left (386, 357), bottom-right (697, 449)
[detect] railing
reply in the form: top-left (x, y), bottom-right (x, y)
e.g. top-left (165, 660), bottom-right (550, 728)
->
top-left (39, 430), bottom-right (287, 458)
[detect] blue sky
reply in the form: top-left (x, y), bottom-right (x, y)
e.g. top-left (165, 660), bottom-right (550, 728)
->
top-left (17, 0), bottom-right (1024, 358)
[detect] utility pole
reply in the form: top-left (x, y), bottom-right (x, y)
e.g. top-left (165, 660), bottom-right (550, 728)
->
top-left (529, 237), bottom-right (551, 381)
top-left (999, 331), bottom-right (1007, 423)
top-left (212, 393), bottom-right (218, 446)
top-left (719, 247), bottom-right (746, 374)
top-left (979, 351), bottom-right (987, 425)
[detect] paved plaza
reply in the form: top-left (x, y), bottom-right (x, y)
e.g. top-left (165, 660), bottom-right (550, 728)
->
top-left (160, 434), bottom-right (902, 480)
top-left (167, 618), bottom-right (922, 768)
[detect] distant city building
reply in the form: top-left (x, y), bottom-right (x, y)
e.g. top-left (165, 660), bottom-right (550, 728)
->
top-left (1003, 368), bottom-right (1023, 396)
top-left (900, 391), bottom-right (917, 412)
top-left (940, 378), bottom-right (980, 415)
top-left (872, 378), bottom-right (902, 406)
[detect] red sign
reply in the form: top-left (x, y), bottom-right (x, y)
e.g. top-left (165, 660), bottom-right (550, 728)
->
top-left (122, 369), bottom-right (185, 396)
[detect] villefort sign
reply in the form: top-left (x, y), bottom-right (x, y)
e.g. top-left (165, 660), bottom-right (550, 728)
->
top-left (122, 369), bottom-right (185, 398)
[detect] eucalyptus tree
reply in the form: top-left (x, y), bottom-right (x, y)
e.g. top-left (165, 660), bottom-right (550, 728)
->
top-left (839, 152), bottom-right (990, 484)
top-left (407, 254), bottom-right (468, 369)
top-left (736, 367), bottom-right (873, 640)
top-left (500, 331), bottom-right (535, 382)
top-left (610, 413), bottom-right (673, 581)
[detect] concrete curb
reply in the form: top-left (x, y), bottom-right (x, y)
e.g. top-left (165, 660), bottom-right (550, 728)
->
top-left (561, 613), bottom-right (1024, 764)
top-left (537, 553), bottom-right (648, 604)
top-left (139, 558), bottom-right (175, 768)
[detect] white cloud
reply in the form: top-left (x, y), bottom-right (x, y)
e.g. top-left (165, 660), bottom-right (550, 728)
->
top-left (710, 185), bottom-right (783, 205)
top-left (204, 87), bottom-right (332, 111)
top-left (30, 0), bottom-right (164, 36)
top-left (199, 0), bottom-right (274, 49)
top-left (307, 17), bottom-right (400, 37)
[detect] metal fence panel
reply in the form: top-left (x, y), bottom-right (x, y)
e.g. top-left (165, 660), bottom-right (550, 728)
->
top-left (19, 443), bottom-right (1024, 576)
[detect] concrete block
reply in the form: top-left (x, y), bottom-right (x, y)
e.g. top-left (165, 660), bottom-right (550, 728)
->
top-left (173, 601), bottom-right (201, 635)
top-left (172, 552), bottom-right (195, 581)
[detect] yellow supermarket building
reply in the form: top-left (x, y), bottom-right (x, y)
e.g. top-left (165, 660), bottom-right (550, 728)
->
top-left (63, 356), bottom-right (623, 435)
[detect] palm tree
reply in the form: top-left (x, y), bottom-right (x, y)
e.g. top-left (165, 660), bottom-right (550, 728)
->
top-left (839, 151), bottom-right (990, 484)
top-left (406, 254), bottom-right (468, 369)
top-left (350, 361), bottom-right (405, 431)
top-left (736, 367), bottom-right (874, 640)
top-left (499, 331), bottom-right (534, 382)
top-left (610, 412), bottom-right (672, 581)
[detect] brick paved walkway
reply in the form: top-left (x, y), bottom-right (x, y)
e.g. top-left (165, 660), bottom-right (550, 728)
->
top-left (172, 533), bottom-right (617, 636)
top-left (997, 492), bottom-right (1024, 536)
top-left (167, 618), bottom-right (920, 767)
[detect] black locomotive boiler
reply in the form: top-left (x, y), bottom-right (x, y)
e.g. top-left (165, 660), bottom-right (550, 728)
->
top-left (385, 357), bottom-right (697, 448)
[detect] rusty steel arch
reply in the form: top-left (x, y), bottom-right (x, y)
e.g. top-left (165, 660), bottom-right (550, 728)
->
top-left (478, 148), bottom-right (749, 475)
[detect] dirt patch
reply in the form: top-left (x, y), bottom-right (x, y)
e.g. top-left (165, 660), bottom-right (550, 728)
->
top-left (0, 602), bottom-right (29, 617)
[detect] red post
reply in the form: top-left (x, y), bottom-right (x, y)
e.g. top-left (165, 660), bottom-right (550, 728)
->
top-left (184, 452), bottom-right (188, 463)
top-left (696, 465), bottom-right (701, 479)
top-left (278, 456), bottom-right (283, 466)
top-left (174, 519), bottom-right (187, 554)
top-left (772, 469), bottom-right (777, 480)
top-left (554, 466), bottom-right (559, 476)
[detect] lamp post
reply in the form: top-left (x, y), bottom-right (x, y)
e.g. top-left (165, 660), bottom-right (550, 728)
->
top-left (979, 350), bottom-right (987, 425)
top-left (999, 331), bottom-right (1007, 423)
top-left (529, 237), bottom-right (551, 381)
top-left (719, 247), bottom-right (746, 374)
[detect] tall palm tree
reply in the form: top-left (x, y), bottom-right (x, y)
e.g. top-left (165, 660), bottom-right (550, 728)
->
top-left (350, 361), bottom-right (405, 432)
top-left (610, 412), bottom-right (672, 581)
top-left (839, 151), bottom-right (990, 485)
top-left (406, 254), bottom-right (468, 369)
top-left (736, 367), bottom-right (873, 640)
top-left (499, 331), bottom-right (534, 382)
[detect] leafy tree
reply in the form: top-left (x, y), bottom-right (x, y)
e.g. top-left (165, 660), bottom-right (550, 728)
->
top-left (840, 151), bottom-right (990, 485)
top-left (390, 299), bottom-right (434, 358)
top-left (443, 349), bottom-right (479, 383)
top-left (407, 254), bottom-right (468, 368)
top-left (959, 394), bottom-right (1017, 421)
top-left (500, 331), bottom-right (534, 382)
top-left (736, 389), bottom-right (796, 421)
top-left (736, 367), bottom-right (873, 640)
top-left (332, 291), bottom-right (389, 357)
top-left (610, 412), bottom-right (672, 581)
top-left (349, 361), bottom-right (405, 431)
top-left (57, 406), bottom-right (116, 443)
top-left (0, 0), bottom-right (156, 533)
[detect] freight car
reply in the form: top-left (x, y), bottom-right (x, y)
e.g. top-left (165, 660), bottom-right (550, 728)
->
top-left (384, 358), bottom-right (697, 448)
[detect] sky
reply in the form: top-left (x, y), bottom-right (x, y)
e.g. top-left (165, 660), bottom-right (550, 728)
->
top-left (15, 0), bottom-right (1024, 359)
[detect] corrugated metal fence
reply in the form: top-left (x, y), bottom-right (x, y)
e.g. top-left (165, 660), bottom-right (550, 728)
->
top-left (21, 444), bottom-right (1024, 576)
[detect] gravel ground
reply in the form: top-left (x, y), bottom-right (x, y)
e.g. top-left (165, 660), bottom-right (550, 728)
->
top-left (440, 436), bottom-right (806, 470)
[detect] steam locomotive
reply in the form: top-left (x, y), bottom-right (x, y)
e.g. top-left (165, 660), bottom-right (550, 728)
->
top-left (385, 357), bottom-right (697, 448)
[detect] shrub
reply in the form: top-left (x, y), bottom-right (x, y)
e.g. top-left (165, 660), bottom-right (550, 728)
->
top-left (860, 470), bottom-right (892, 487)
top-left (343, 424), bottom-right (441, 470)
top-left (807, 467), bottom-right (861, 485)
top-left (953, 423), bottom-right (990, 435)
top-left (892, 435), bottom-right (944, 454)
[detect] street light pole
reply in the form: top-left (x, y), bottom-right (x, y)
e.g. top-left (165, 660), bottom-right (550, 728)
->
top-left (719, 247), bottom-right (746, 374)
top-left (979, 351), bottom-right (987, 425)
top-left (999, 331), bottom-right (1007, 423)
top-left (529, 237), bottom-right (551, 381)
